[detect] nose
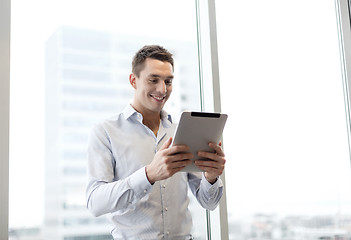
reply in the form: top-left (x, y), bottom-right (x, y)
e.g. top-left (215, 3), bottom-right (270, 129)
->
top-left (157, 81), bottom-right (167, 94)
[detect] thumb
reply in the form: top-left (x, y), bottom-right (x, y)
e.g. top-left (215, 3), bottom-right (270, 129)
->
top-left (159, 137), bottom-right (172, 151)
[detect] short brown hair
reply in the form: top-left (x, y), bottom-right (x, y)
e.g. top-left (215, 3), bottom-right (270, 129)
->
top-left (132, 45), bottom-right (174, 77)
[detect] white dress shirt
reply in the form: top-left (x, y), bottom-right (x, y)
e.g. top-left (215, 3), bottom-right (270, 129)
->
top-left (86, 104), bottom-right (223, 240)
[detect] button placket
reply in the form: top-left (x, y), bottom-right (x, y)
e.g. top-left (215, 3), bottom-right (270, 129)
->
top-left (160, 180), bottom-right (169, 237)
top-left (162, 183), bottom-right (167, 211)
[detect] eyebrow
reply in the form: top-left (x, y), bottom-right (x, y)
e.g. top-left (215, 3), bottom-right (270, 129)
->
top-left (149, 74), bottom-right (174, 80)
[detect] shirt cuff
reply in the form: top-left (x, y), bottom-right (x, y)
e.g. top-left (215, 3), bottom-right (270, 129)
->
top-left (128, 167), bottom-right (153, 199)
top-left (201, 173), bottom-right (223, 194)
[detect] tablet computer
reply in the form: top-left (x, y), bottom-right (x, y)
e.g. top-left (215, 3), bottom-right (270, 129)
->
top-left (171, 111), bottom-right (228, 172)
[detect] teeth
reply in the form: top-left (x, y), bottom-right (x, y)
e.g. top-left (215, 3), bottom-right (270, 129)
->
top-left (152, 95), bottom-right (165, 100)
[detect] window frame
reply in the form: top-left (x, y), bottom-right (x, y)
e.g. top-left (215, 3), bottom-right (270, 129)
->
top-left (0, 0), bottom-right (10, 239)
top-left (196, 0), bottom-right (229, 239)
top-left (336, 0), bottom-right (351, 162)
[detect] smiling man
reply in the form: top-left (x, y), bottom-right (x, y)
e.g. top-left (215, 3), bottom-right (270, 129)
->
top-left (86, 45), bottom-right (226, 240)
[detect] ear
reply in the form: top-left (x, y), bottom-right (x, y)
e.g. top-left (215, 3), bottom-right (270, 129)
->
top-left (129, 73), bottom-right (137, 89)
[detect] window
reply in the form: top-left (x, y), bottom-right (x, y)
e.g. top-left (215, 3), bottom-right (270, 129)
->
top-left (9, 1), bottom-right (207, 239)
top-left (216, 0), bottom-right (351, 239)
top-left (5, 0), bottom-right (351, 239)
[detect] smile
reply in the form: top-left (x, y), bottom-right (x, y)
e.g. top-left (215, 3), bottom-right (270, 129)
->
top-left (151, 95), bottom-right (166, 102)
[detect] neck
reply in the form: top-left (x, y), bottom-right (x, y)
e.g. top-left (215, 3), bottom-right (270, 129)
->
top-left (130, 103), bottom-right (161, 136)
top-left (143, 116), bottom-right (160, 136)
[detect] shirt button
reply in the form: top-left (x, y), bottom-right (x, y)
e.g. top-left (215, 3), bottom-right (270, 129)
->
top-left (166, 232), bottom-right (170, 235)
top-left (162, 185), bottom-right (166, 188)
top-left (165, 207), bottom-right (168, 211)
top-left (144, 189), bottom-right (147, 193)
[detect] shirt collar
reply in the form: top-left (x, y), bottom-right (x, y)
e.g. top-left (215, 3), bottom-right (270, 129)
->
top-left (160, 109), bottom-right (173, 127)
top-left (122, 104), bottom-right (138, 120)
top-left (122, 104), bottom-right (173, 126)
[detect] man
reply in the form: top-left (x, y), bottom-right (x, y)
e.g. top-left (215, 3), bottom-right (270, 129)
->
top-left (86, 45), bottom-right (226, 240)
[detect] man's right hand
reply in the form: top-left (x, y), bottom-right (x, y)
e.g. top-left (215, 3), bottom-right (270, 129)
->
top-left (145, 137), bottom-right (193, 184)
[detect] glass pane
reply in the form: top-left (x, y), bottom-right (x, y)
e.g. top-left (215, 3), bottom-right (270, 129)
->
top-left (216, 0), bottom-right (351, 239)
top-left (9, 1), bottom-right (206, 239)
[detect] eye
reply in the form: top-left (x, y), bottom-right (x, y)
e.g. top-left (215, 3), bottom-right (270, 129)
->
top-left (165, 79), bottom-right (173, 85)
top-left (149, 79), bottom-right (158, 83)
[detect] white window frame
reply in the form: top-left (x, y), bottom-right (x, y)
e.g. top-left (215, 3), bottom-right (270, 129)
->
top-left (0, 0), bottom-right (10, 239)
top-left (196, 0), bottom-right (229, 239)
top-left (336, 0), bottom-right (351, 162)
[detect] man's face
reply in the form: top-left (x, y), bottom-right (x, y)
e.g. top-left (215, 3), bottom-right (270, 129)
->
top-left (130, 58), bottom-right (173, 115)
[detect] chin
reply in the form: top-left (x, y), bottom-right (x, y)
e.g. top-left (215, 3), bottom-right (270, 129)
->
top-left (150, 104), bottom-right (165, 113)
top-left (148, 101), bottom-right (167, 112)
top-left (153, 106), bottom-right (164, 113)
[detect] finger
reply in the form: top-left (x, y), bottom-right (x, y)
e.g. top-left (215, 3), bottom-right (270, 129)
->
top-left (174, 159), bottom-right (192, 166)
top-left (195, 159), bottom-right (221, 169)
top-left (194, 159), bottom-right (225, 171)
top-left (159, 137), bottom-right (173, 151)
top-left (208, 142), bottom-right (225, 157)
top-left (196, 165), bottom-right (219, 173)
top-left (165, 159), bottom-right (192, 175)
top-left (195, 163), bottom-right (222, 177)
top-left (197, 151), bottom-right (225, 163)
top-left (195, 161), bottom-right (224, 177)
top-left (167, 144), bottom-right (190, 155)
top-left (172, 159), bottom-right (192, 170)
top-left (162, 151), bottom-right (193, 164)
top-left (167, 152), bottom-right (194, 163)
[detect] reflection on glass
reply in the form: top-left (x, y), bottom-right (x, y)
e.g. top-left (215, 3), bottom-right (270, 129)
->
top-left (9, 1), bottom-right (205, 239)
top-left (217, 0), bottom-right (351, 239)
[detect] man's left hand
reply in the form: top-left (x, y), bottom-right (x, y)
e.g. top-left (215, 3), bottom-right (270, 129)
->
top-left (194, 142), bottom-right (226, 184)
